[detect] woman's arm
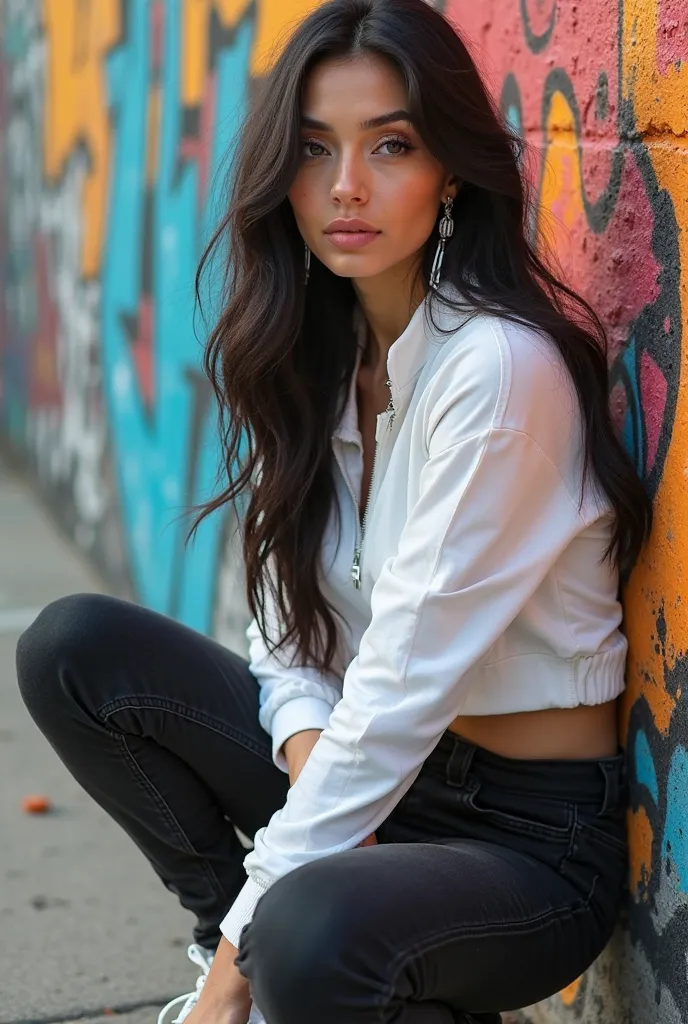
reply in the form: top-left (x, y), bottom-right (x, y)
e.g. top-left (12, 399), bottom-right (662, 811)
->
top-left (282, 729), bottom-right (323, 786)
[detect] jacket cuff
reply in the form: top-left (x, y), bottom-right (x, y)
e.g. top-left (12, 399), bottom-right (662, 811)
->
top-left (270, 696), bottom-right (334, 772)
top-left (220, 877), bottom-right (271, 948)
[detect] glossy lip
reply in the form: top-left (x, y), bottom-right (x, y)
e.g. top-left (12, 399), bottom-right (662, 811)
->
top-left (324, 217), bottom-right (380, 234)
top-left (324, 218), bottom-right (382, 251)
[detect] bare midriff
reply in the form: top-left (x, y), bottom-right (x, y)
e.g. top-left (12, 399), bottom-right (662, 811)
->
top-left (446, 700), bottom-right (619, 761)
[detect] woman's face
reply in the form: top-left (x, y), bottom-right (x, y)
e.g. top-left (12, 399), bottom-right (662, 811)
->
top-left (288, 54), bottom-right (456, 283)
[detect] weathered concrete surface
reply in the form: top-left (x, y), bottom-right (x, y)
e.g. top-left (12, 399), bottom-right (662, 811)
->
top-left (62, 1014), bottom-right (159, 1024)
top-left (0, 461), bottom-right (198, 1023)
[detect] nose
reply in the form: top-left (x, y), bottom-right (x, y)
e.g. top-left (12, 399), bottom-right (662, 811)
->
top-left (330, 148), bottom-right (369, 206)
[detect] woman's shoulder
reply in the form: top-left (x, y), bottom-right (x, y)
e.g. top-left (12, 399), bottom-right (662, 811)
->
top-left (422, 302), bottom-right (580, 454)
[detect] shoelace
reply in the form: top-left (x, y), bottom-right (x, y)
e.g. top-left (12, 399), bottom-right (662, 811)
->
top-left (157, 944), bottom-right (214, 1024)
top-left (156, 943), bottom-right (266, 1024)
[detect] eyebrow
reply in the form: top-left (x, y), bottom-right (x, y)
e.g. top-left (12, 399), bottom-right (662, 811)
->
top-left (300, 109), bottom-right (413, 132)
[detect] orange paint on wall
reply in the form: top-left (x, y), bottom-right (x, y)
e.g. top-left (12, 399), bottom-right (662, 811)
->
top-left (558, 978), bottom-right (583, 1007)
top-left (628, 806), bottom-right (654, 899)
top-left (43, 0), bottom-right (121, 278)
top-left (622, 0), bottom-right (688, 136)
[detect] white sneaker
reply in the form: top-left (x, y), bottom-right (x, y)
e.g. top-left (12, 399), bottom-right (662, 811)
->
top-left (156, 943), bottom-right (267, 1024)
top-left (157, 944), bottom-right (215, 1024)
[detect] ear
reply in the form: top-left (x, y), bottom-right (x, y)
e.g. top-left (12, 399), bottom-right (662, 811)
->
top-left (443, 174), bottom-right (461, 201)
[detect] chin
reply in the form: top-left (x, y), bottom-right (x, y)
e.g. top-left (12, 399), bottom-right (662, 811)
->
top-left (322, 257), bottom-right (392, 280)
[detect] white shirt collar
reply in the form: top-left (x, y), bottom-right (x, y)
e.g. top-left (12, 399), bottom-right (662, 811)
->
top-left (333, 282), bottom-right (469, 443)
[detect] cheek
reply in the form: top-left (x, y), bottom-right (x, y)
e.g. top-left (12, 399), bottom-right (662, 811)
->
top-left (384, 174), bottom-right (441, 246)
top-left (287, 173), bottom-right (316, 228)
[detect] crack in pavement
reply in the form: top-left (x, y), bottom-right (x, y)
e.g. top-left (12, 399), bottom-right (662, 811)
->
top-left (3, 994), bottom-right (176, 1024)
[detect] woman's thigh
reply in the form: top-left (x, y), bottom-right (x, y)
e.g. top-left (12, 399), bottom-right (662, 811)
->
top-left (16, 592), bottom-right (289, 837)
top-left (239, 837), bottom-right (610, 1022)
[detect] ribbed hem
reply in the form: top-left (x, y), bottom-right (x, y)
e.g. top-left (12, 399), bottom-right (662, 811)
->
top-left (574, 638), bottom-right (628, 705)
top-left (270, 696), bottom-right (333, 772)
top-left (459, 638), bottom-right (627, 716)
top-left (220, 877), bottom-right (271, 949)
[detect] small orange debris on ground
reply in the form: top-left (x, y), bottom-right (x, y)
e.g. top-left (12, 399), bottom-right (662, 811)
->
top-left (21, 794), bottom-right (53, 814)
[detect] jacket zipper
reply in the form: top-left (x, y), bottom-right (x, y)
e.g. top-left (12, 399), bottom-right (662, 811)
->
top-left (352, 380), bottom-right (395, 590)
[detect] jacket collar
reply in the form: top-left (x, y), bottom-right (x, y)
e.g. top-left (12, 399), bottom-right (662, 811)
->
top-left (333, 281), bottom-right (468, 444)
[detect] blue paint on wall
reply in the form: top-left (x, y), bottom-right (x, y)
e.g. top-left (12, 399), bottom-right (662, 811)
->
top-left (635, 727), bottom-right (660, 804)
top-left (621, 334), bottom-right (645, 477)
top-left (102, 2), bottom-right (253, 631)
top-left (661, 744), bottom-right (688, 894)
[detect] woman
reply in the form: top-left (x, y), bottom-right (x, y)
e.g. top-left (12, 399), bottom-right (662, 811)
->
top-left (16, 1), bottom-right (652, 1022)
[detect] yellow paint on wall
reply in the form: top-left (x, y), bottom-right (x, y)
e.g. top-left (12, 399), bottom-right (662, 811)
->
top-left (251, 0), bottom-right (325, 74)
top-left (536, 92), bottom-right (586, 274)
top-left (182, 0), bottom-right (326, 107)
top-left (43, 0), bottom-right (121, 278)
top-left (182, 0), bottom-right (249, 106)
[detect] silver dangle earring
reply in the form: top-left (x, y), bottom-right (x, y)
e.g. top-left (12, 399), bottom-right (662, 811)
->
top-left (430, 196), bottom-right (454, 290)
top-left (304, 243), bottom-right (311, 285)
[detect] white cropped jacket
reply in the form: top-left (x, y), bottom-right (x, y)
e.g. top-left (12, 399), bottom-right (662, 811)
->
top-left (220, 285), bottom-right (627, 946)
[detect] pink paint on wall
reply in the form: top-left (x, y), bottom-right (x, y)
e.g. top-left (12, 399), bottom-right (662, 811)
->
top-left (449, 0), bottom-right (620, 199)
top-left (656, 0), bottom-right (688, 74)
top-left (640, 350), bottom-right (669, 473)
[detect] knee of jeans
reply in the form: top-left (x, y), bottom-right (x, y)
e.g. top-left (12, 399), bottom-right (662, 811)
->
top-left (240, 857), bottom-right (380, 1021)
top-left (16, 593), bottom-right (111, 720)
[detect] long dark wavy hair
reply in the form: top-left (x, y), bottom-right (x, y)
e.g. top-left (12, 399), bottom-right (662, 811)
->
top-left (193, 0), bottom-right (652, 672)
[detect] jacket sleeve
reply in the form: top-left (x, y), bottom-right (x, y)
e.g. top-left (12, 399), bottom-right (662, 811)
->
top-left (248, 577), bottom-right (343, 773)
top-left (221, 424), bottom-right (587, 947)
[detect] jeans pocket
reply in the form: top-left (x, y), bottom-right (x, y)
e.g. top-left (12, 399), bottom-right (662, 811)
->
top-left (577, 818), bottom-right (628, 857)
top-left (466, 779), bottom-right (575, 842)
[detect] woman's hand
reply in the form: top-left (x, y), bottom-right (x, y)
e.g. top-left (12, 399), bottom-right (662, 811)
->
top-left (358, 832), bottom-right (377, 847)
top-left (184, 937), bottom-right (253, 1024)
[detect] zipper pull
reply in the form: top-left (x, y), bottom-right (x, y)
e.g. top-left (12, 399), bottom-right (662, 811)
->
top-left (384, 380), bottom-right (395, 415)
top-left (385, 380), bottom-right (395, 422)
top-left (351, 547), bottom-right (362, 589)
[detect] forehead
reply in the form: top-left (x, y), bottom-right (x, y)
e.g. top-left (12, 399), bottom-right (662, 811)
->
top-left (301, 54), bottom-right (408, 125)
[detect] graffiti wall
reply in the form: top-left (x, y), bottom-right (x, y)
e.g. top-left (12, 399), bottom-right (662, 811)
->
top-left (0, 0), bottom-right (322, 649)
top-left (0, 1), bottom-right (686, 1019)
top-left (444, 0), bottom-right (688, 1021)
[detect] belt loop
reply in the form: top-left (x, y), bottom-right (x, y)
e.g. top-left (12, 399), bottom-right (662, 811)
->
top-left (597, 759), bottom-right (621, 816)
top-left (446, 738), bottom-right (476, 788)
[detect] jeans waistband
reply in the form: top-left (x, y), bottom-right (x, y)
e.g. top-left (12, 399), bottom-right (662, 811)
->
top-left (432, 730), bottom-right (626, 815)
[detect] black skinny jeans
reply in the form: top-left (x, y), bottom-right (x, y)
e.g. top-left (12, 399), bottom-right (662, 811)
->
top-left (16, 594), bottom-right (628, 1024)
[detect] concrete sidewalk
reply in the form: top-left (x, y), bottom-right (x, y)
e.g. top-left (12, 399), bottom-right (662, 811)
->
top-left (0, 460), bottom-right (199, 1024)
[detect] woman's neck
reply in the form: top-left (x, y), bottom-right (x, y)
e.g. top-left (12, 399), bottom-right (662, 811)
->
top-left (353, 258), bottom-right (427, 375)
